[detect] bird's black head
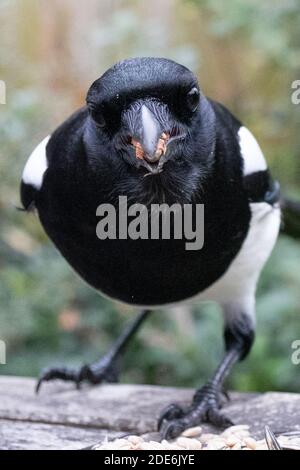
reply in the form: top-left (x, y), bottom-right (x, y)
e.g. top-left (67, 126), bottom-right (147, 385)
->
top-left (85, 57), bottom-right (216, 201)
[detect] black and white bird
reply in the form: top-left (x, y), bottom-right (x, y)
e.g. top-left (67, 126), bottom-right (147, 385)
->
top-left (20, 57), bottom-right (297, 439)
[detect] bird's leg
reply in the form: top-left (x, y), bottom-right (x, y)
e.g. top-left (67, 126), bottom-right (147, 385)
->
top-left (36, 309), bottom-right (152, 393)
top-left (158, 307), bottom-right (255, 440)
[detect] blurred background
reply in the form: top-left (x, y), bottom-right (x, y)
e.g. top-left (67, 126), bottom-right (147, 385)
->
top-left (1, 0), bottom-right (300, 392)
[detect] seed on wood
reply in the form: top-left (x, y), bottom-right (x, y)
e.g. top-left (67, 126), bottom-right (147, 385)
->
top-left (205, 438), bottom-right (227, 450)
top-left (181, 426), bottom-right (202, 437)
top-left (243, 437), bottom-right (257, 450)
top-left (223, 424), bottom-right (250, 435)
top-left (128, 435), bottom-right (143, 444)
top-left (225, 436), bottom-right (242, 447)
top-left (176, 437), bottom-right (202, 450)
top-left (94, 424), bottom-right (299, 451)
top-left (187, 439), bottom-right (202, 450)
top-left (198, 433), bottom-right (217, 444)
top-left (148, 440), bottom-right (166, 450)
top-left (161, 439), bottom-right (184, 450)
top-left (231, 442), bottom-right (242, 450)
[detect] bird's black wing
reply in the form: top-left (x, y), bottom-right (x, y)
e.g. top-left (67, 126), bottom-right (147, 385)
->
top-left (20, 181), bottom-right (38, 212)
top-left (244, 172), bottom-right (281, 205)
top-left (20, 108), bottom-right (88, 211)
top-left (281, 197), bottom-right (300, 240)
top-left (209, 99), bottom-right (281, 207)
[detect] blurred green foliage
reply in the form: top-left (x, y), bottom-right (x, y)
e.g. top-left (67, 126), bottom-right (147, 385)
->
top-left (0, 0), bottom-right (300, 392)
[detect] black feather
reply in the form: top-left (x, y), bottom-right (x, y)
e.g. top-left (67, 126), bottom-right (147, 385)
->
top-left (281, 197), bottom-right (300, 240)
top-left (20, 181), bottom-right (37, 211)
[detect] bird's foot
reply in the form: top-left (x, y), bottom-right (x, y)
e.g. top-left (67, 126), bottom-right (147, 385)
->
top-left (158, 382), bottom-right (233, 440)
top-left (36, 355), bottom-right (119, 393)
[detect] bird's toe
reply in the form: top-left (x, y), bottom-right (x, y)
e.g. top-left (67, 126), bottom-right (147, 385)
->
top-left (157, 403), bottom-right (185, 431)
top-left (36, 366), bottom-right (79, 394)
top-left (157, 384), bottom-right (233, 440)
top-left (206, 407), bottom-right (233, 428)
top-left (160, 418), bottom-right (188, 441)
top-left (36, 359), bottom-right (119, 394)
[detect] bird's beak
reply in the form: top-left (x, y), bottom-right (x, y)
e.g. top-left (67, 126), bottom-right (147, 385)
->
top-left (137, 105), bottom-right (169, 163)
top-left (120, 100), bottom-right (186, 174)
top-left (131, 105), bottom-right (170, 165)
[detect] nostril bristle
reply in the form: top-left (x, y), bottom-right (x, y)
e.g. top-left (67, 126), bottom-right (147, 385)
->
top-left (170, 126), bottom-right (180, 138)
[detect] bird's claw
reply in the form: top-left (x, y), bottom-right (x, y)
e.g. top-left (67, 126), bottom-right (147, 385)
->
top-left (36, 358), bottom-right (119, 394)
top-left (158, 383), bottom-right (233, 440)
top-left (157, 403), bottom-right (185, 431)
top-left (36, 367), bottom-right (79, 393)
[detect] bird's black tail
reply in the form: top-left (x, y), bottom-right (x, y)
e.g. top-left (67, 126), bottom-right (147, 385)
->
top-left (281, 197), bottom-right (300, 240)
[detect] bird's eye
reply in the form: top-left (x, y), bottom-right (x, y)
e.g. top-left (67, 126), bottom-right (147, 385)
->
top-left (88, 103), bottom-right (106, 128)
top-left (186, 87), bottom-right (200, 113)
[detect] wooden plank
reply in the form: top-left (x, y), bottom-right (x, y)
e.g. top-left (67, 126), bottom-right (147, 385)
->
top-left (1, 376), bottom-right (300, 449)
top-left (0, 419), bottom-right (121, 450)
top-left (0, 376), bottom-right (254, 434)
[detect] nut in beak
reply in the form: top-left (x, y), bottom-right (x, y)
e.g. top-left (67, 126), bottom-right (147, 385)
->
top-left (131, 132), bottom-right (170, 162)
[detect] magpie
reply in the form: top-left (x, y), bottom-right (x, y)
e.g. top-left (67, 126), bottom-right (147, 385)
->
top-left (20, 57), bottom-right (296, 439)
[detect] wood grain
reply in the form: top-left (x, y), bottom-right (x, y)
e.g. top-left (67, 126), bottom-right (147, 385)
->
top-left (0, 376), bottom-right (299, 449)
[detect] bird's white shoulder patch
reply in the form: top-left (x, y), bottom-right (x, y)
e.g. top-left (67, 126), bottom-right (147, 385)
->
top-left (238, 126), bottom-right (267, 176)
top-left (22, 136), bottom-right (50, 189)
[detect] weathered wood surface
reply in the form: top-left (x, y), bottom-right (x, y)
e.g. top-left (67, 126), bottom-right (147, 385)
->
top-left (0, 376), bottom-right (300, 450)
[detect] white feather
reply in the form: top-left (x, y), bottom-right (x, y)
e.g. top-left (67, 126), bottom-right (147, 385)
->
top-left (238, 126), bottom-right (267, 176)
top-left (22, 136), bottom-right (50, 189)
